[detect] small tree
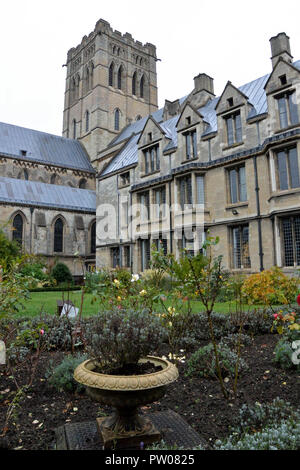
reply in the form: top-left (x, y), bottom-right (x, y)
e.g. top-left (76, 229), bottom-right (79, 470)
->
top-left (51, 262), bottom-right (73, 285)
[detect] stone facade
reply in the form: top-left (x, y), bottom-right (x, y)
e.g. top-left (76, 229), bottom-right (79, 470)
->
top-left (96, 32), bottom-right (300, 276)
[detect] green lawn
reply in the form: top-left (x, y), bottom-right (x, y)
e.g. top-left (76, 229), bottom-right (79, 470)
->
top-left (19, 291), bottom-right (255, 318)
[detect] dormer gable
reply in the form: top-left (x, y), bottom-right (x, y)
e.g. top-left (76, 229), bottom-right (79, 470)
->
top-left (137, 116), bottom-right (165, 148)
top-left (264, 58), bottom-right (300, 95)
top-left (215, 81), bottom-right (249, 116)
top-left (176, 102), bottom-right (203, 133)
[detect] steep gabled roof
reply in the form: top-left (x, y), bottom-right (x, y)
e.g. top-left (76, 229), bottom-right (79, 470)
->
top-left (0, 122), bottom-right (95, 173)
top-left (99, 60), bottom-right (300, 176)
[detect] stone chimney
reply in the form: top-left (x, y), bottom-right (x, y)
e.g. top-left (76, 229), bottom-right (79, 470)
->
top-left (163, 99), bottom-right (181, 121)
top-left (270, 32), bottom-right (293, 68)
top-left (194, 73), bottom-right (214, 95)
top-left (189, 73), bottom-right (215, 109)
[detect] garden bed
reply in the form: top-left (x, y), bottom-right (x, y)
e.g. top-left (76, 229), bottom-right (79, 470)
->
top-left (0, 333), bottom-right (298, 450)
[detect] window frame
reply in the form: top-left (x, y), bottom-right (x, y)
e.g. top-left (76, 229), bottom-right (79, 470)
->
top-left (275, 146), bottom-right (300, 191)
top-left (231, 224), bottom-right (251, 270)
top-left (227, 164), bottom-right (248, 204)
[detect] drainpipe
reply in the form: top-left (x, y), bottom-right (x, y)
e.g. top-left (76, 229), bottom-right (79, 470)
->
top-left (30, 207), bottom-right (34, 254)
top-left (254, 121), bottom-right (264, 271)
top-left (169, 180), bottom-right (173, 253)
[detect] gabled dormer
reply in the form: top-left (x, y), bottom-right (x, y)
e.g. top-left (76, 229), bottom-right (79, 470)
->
top-left (137, 116), bottom-right (165, 176)
top-left (215, 81), bottom-right (250, 150)
top-left (264, 59), bottom-right (300, 133)
top-left (176, 102), bottom-right (203, 163)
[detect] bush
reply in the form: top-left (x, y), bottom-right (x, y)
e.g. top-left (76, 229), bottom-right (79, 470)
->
top-left (186, 343), bottom-right (248, 378)
top-left (0, 229), bottom-right (20, 270)
top-left (83, 307), bottom-right (167, 373)
top-left (215, 398), bottom-right (300, 450)
top-left (214, 419), bottom-right (300, 450)
top-left (242, 267), bottom-right (299, 306)
top-left (46, 354), bottom-right (88, 393)
top-left (219, 333), bottom-right (252, 351)
top-left (51, 263), bottom-right (73, 285)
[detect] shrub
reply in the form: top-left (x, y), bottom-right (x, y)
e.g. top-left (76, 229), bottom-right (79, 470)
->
top-left (215, 398), bottom-right (300, 450)
top-left (46, 354), bottom-right (88, 393)
top-left (185, 343), bottom-right (248, 378)
top-left (242, 267), bottom-right (299, 306)
top-left (83, 307), bottom-right (167, 373)
top-left (219, 333), bottom-right (252, 351)
top-left (235, 398), bottom-right (300, 434)
top-left (51, 263), bottom-right (73, 285)
top-left (214, 419), bottom-right (300, 450)
top-left (0, 229), bottom-right (20, 270)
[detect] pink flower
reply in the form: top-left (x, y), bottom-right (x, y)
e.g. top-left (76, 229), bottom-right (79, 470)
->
top-left (40, 329), bottom-right (45, 335)
top-left (297, 294), bottom-right (300, 306)
top-left (117, 305), bottom-right (122, 310)
top-left (273, 314), bottom-right (278, 320)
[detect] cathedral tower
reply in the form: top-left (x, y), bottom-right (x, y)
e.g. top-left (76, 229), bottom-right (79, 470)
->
top-left (62, 19), bottom-right (158, 163)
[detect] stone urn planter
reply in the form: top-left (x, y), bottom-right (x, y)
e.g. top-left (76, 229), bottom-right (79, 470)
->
top-left (74, 355), bottom-right (178, 449)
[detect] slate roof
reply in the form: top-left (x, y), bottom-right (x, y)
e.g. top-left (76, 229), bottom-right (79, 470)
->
top-left (0, 176), bottom-right (96, 213)
top-left (100, 60), bottom-right (300, 177)
top-left (0, 122), bottom-right (95, 173)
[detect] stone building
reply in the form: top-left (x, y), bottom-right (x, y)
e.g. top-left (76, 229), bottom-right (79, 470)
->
top-left (96, 32), bottom-right (300, 276)
top-left (0, 122), bottom-right (97, 277)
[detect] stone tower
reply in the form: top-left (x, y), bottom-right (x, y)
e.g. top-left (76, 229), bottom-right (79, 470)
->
top-left (62, 19), bottom-right (158, 164)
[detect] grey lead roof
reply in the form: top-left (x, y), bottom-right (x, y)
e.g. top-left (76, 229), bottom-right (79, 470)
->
top-left (0, 122), bottom-right (95, 173)
top-left (0, 177), bottom-right (96, 213)
top-left (101, 60), bottom-right (300, 177)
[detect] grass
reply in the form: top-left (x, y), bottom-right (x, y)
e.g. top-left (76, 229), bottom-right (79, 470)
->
top-left (19, 290), bottom-right (258, 318)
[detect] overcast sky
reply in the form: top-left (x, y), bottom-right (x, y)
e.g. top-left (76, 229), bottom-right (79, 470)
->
top-left (1, 0), bottom-right (300, 136)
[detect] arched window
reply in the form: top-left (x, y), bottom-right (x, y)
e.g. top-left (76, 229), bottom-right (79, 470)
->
top-left (85, 110), bottom-right (89, 132)
top-left (114, 109), bottom-right (120, 131)
top-left (91, 221), bottom-right (96, 254)
top-left (79, 178), bottom-right (87, 189)
top-left (12, 214), bottom-right (23, 245)
top-left (71, 77), bottom-right (76, 103)
top-left (75, 74), bottom-right (80, 100)
top-left (117, 66), bottom-right (123, 90)
top-left (109, 63), bottom-right (114, 86)
top-left (73, 119), bottom-right (76, 139)
top-left (85, 67), bottom-right (90, 93)
top-left (90, 62), bottom-right (94, 89)
top-left (140, 75), bottom-right (145, 98)
top-left (132, 72), bottom-right (137, 95)
top-left (54, 218), bottom-right (64, 253)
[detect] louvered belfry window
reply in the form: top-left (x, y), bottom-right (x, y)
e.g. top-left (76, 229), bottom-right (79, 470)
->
top-left (91, 221), bottom-right (96, 254)
top-left (54, 218), bottom-right (64, 253)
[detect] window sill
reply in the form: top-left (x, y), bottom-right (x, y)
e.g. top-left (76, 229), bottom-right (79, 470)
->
top-left (181, 156), bottom-right (198, 165)
top-left (274, 123), bottom-right (300, 134)
top-left (222, 142), bottom-right (244, 151)
top-left (118, 183), bottom-right (130, 189)
top-left (225, 202), bottom-right (249, 211)
top-left (268, 187), bottom-right (300, 201)
top-left (140, 170), bottom-right (160, 178)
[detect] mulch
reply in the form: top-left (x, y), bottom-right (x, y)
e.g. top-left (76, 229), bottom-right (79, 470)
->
top-left (0, 333), bottom-right (298, 450)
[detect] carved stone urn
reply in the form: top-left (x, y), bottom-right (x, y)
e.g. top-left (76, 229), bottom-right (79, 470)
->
top-left (74, 356), bottom-right (178, 449)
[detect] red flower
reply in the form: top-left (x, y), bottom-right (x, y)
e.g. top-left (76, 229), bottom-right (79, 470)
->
top-left (273, 314), bottom-right (278, 319)
top-left (297, 294), bottom-right (300, 306)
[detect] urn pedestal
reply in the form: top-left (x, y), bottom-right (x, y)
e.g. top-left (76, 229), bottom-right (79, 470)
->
top-left (74, 356), bottom-right (179, 449)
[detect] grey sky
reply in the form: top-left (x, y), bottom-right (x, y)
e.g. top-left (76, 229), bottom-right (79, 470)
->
top-left (1, 0), bottom-right (300, 136)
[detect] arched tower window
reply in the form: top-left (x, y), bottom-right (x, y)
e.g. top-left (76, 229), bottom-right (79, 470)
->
top-left (79, 178), bottom-right (87, 189)
top-left (85, 110), bottom-right (89, 132)
top-left (54, 218), bottom-right (64, 253)
top-left (140, 75), bottom-right (145, 98)
top-left (132, 72), bottom-right (137, 95)
top-left (117, 66), bottom-right (123, 90)
top-left (90, 62), bottom-right (94, 89)
top-left (114, 109), bottom-right (120, 131)
top-left (85, 67), bottom-right (90, 93)
top-left (12, 214), bottom-right (24, 246)
top-left (109, 63), bottom-right (114, 86)
top-left (75, 74), bottom-right (80, 100)
top-left (91, 220), bottom-right (96, 254)
top-left (73, 119), bottom-right (76, 139)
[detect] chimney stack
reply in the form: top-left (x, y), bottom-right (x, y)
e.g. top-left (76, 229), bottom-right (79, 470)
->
top-left (270, 32), bottom-right (293, 68)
